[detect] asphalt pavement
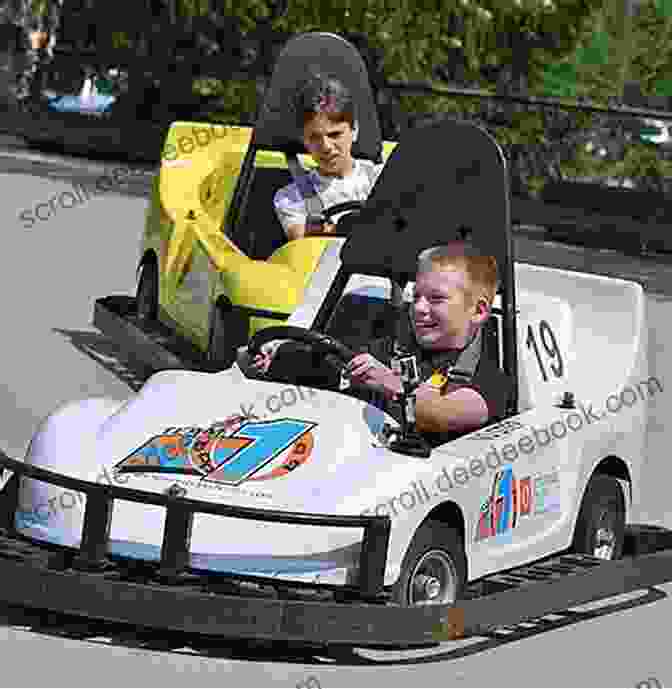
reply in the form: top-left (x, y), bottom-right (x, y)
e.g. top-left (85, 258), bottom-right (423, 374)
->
top-left (0, 133), bottom-right (156, 200)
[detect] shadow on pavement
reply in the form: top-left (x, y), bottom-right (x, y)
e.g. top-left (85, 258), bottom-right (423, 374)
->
top-left (53, 327), bottom-right (155, 392)
top-left (0, 577), bottom-right (663, 665)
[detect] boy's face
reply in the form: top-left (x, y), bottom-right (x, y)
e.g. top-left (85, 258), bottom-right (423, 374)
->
top-left (411, 267), bottom-right (489, 350)
top-left (302, 113), bottom-right (354, 177)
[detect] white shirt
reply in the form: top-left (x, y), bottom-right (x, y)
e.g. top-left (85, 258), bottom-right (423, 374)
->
top-left (273, 158), bottom-right (383, 235)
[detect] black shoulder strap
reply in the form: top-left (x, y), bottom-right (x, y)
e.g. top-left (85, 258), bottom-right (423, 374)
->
top-left (286, 153), bottom-right (325, 221)
top-left (445, 328), bottom-right (483, 385)
top-left (391, 304), bottom-right (483, 385)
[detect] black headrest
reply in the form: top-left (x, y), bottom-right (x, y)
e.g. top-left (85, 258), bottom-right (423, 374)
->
top-left (339, 118), bottom-right (512, 282)
top-left (252, 32), bottom-right (383, 162)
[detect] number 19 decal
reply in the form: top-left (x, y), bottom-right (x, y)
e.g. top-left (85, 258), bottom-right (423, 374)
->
top-left (526, 320), bottom-right (564, 382)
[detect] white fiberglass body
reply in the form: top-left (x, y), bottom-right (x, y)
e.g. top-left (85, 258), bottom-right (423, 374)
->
top-left (16, 244), bottom-right (649, 589)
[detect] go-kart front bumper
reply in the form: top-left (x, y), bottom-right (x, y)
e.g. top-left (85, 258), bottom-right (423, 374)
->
top-left (0, 449), bottom-right (459, 647)
top-left (4, 449), bottom-right (672, 647)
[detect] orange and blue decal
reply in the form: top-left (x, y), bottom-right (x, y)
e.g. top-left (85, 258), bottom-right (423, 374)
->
top-left (475, 466), bottom-right (560, 542)
top-left (115, 415), bottom-right (316, 486)
top-left (476, 467), bottom-right (532, 541)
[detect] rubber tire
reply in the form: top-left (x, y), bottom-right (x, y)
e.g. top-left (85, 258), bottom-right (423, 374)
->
top-left (206, 303), bottom-right (237, 371)
top-left (571, 474), bottom-right (626, 560)
top-left (136, 260), bottom-right (159, 324)
top-left (391, 520), bottom-right (467, 606)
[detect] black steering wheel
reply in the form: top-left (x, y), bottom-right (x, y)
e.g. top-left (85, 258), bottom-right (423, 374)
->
top-left (248, 325), bottom-right (357, 368)
top-left (310, 200), bottom-right (364, 236)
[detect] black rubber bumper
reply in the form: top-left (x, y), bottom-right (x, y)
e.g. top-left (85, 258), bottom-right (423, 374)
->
top-left (4, 448), bottom-right (672, 646)
top-left (3, 522), bottom-right (672, 646)
top-left (0, 535), bottom-right (448, 645)
top-left (0, 450), bottom-right (443, 647)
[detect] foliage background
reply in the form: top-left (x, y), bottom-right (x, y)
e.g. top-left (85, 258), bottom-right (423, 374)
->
top-left (8, 0), bottom-right (672, 192)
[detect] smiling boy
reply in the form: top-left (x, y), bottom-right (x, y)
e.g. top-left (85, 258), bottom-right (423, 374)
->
top-left (252, 242), bottom-right (512, 443)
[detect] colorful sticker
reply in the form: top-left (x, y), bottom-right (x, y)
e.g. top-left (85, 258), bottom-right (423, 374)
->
top-left (475, 467), bottom-right (559, 542)
top-left (534, 471), bottom-right (561, 515)
top-left (115, 415), bottom-right (316, 486)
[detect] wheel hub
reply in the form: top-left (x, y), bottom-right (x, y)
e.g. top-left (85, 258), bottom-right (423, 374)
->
top-left (593, 508), bottom-right (617, 559)
top-left (408, 550), bottom-right (458, 606)
top-left (413, 574), bottom-right (441, 600)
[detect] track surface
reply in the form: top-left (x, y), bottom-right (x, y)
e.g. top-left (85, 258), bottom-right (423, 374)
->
top-left (0, 136), bottom-right (670, 687)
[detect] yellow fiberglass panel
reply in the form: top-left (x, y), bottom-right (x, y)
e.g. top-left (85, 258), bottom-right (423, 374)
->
top-left (266, 236), bottom-right (333, 285)
top-left (160, 124), bottom-right (252, 293)
top-left (245, 237), bottom-right (335, 335)
top-left (218, 237), bottom-right (333, 316)
top-left (160, 123), bottom-right (252, 227)
top-left (382, 140), bottom-right (397, 159)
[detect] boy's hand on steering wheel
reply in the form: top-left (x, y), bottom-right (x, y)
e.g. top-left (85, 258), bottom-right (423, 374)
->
top-left (249, 339), bottom-right (289, 374)
top-left (345, 353), bottom-right (404, 399)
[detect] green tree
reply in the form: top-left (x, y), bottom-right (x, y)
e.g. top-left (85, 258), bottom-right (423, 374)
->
top-left (532, 0), bottom-right (672, 191)
top-left (26, 0), bottom-right (668, 193)
top-left (630, 0), bottom-right (672, 96)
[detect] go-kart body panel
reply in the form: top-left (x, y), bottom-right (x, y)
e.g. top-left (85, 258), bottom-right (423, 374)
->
top-left (141, 119), bottom-right (397, 350)
top-left (90, 112), bottom-right (650, 590)
top-left (136, 31), bottom-right (398, 354)
top-left (18, 256), bottom-right (648, 587)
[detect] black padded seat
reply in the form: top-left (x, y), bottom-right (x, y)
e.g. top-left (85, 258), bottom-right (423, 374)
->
top-left (231, 33), bottom-right (384, 261)
top-left (324, 294), bottom-right (399, 351)
top-left (234, 166), bottom-right (294, 260)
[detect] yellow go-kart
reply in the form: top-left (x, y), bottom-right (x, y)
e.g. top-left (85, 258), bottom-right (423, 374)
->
top-left (135, 32), bottom-right (396, 368)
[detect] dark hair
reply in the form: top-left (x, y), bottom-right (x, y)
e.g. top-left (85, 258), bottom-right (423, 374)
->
top-left (293, 72), bottom-right (356, 130)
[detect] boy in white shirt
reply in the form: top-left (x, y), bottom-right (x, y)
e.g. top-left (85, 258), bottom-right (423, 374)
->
top-left (274, 72), bottom-right (383, 241)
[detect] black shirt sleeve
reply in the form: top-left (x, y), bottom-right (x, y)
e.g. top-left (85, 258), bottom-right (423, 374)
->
top-left (464, 356), bottom-right (512, 423)
top-left (421, 361), bottom-right (512, 447)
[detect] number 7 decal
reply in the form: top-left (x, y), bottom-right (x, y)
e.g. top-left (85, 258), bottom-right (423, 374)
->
top-left (207, 418), bottom-right (316, 485)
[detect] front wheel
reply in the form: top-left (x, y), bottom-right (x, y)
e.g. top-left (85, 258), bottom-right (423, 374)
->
top-left (391, 521), bottom-right (466, 606)
top-left (571, 474), bottom-right (626, 560)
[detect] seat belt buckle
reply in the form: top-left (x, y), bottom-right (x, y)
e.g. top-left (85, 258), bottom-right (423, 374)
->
top-left (391, 354), bottom-right (420, 386)
top-left (338, 368), bottom-right (351, 390)
top-left (445, 366), bottom-right (473, 385)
